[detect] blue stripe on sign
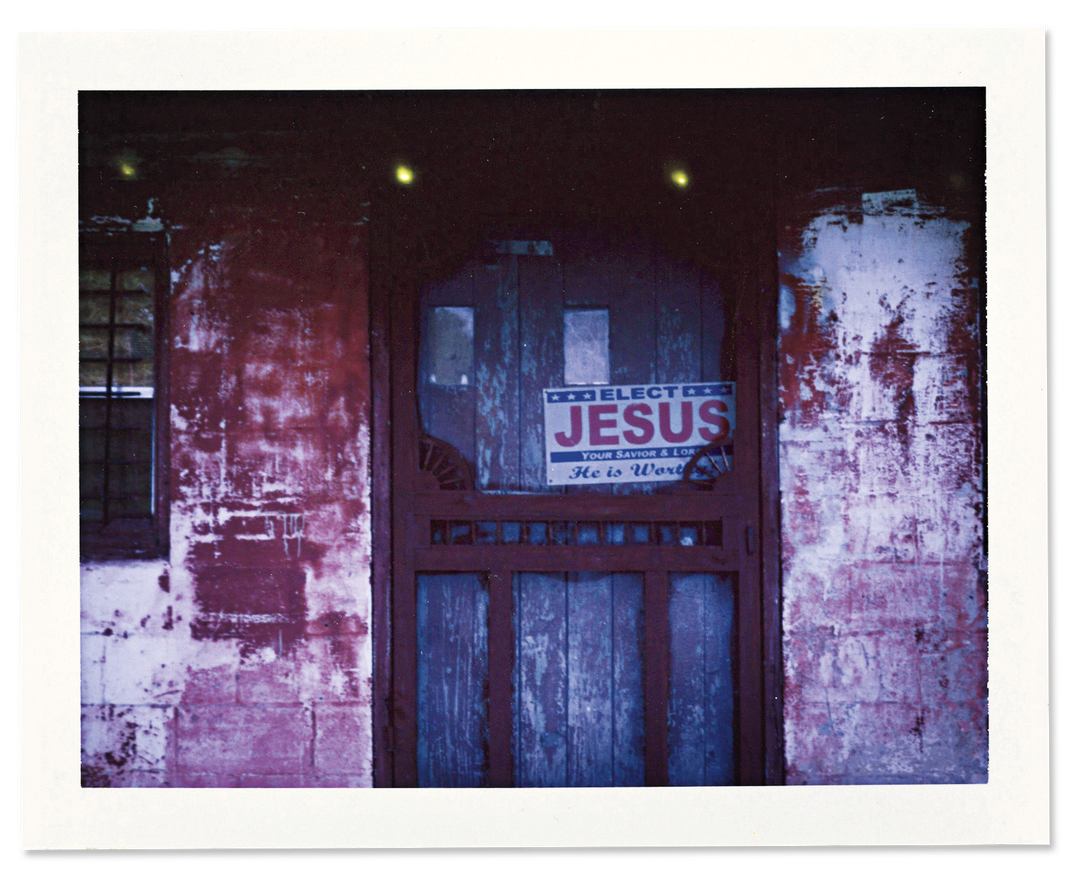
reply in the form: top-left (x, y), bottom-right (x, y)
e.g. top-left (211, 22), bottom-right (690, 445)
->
top-left (545, 390), bottom-right (600, 403)
top-left (545, 384), bottom-right (733, 403)
top-left (550, 443), bottom-right (734, 463)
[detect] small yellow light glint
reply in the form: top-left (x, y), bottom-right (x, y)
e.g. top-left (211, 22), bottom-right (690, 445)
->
top-left (119, 162), bottom-right (137, 178)
top-left (395, 165), bottom-right (414, 185)
top-left (671, 169), bottom-right (689, 188)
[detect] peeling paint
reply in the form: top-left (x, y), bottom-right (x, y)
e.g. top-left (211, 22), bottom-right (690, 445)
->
top-left (778, 190), bottom-right (986, 784)
top-left (81, 182), bottom-right (373, 787)
top-left (79, 126), bottom-right (984, 789)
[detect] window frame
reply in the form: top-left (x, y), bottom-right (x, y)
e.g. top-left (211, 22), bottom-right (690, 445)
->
top-left (79, 230), bottom-right (171, 561)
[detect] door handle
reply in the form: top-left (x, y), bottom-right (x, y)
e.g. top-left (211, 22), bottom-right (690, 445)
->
top-left (745, 524), bottom-right (757, 556)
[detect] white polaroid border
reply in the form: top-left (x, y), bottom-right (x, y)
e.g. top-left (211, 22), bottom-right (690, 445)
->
top-left (19, 28), bottom-right (1048, 848)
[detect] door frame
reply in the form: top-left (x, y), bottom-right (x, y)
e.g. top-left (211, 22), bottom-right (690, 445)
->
top-left (369, 194), bottom-right (785, 787)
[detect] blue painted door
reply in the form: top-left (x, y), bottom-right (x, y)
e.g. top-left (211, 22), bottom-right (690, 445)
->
top-left (397, 228), bottom-right (755, 787)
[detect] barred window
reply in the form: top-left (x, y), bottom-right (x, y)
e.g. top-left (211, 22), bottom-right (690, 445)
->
top-left (79, 233), bottom-right (169, 558)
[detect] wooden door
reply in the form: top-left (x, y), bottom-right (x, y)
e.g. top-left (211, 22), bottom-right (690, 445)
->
top-left (384, 226), bottom-right (765, 787)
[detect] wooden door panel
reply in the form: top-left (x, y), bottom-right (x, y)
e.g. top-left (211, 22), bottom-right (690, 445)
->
top-left (656, 260), bottom-right (703, 384)
top-left (393, 225), bottom-right (762, 788)
top-left (416, 572), bottom-right (490, 787)
top-left (513, 571), bottom-right (569, 786)
top-left (667, 572), bottom-right (736, 785)
top-left (518, 255), bottom-right (564, 493)
top-left (474, 255), bottom-right (521, 491)
top-left (409, 566), bottom-right (742, 787)
top-left (513, 571), bottom-right (645, 787)
top-left (418, 233), bottom-right (731, 497)
top-left (700, 272), bottom-right (730, 383)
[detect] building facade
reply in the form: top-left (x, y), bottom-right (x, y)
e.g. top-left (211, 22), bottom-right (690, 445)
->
top-left (78, 90), bottom-right (986, 787)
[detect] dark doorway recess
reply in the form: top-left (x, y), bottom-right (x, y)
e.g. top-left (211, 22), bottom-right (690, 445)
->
top-left (372, 184), bottom-right (784, 787)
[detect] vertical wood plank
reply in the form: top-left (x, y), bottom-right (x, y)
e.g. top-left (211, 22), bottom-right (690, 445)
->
top-left (667, 572), bottom-right (736, 785)
top-left (474, 255), bottom-right (520, 491)
top-left (566, 572), bottom-right (613, 786)
top-left (607, 235), bottom-right (656, 387)
top-left (704, 573), bottom-right (736, 785)
top-left (612, 573), bottom-right (646, 786)
top-left (701, 271), bottom-right (728, 383)
top-left (559, 233), bottom-right (617, 495)
top-left (667, 573), bottom-right (705, 785)
top-left (561, 230), bottom-right (613, 308)
top-left (416, 573), bottom-right (489, 787)
top-left (518, 256), bottom-right (564, 493)
top-left (514, 571), bottom-right (568, 785)
top-left (512, 574), bottom-right (521, 785)
top-left (656, 257), bottom-right (702, 384)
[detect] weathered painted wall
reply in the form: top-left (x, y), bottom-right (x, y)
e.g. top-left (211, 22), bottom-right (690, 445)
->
top-left (78, 110), bottom-right (985, 788)
top-left (81, 153), bottom-right (373, 787)
top-left (777, 188), bottom-right (986, 783)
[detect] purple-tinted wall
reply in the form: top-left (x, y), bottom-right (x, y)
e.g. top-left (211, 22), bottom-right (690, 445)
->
top-left (81, 143), bottom-right (374, 787)
top-left (777, 188), bottom-right (987, 783)
top-left (79, 118), bottom-right (987, 787)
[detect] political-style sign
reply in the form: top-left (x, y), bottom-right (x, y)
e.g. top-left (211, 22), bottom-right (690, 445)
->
top-left (542, 382), bottom-right (736, 485)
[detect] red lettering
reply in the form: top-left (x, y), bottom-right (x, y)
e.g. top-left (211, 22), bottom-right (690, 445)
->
top-left (658, 401), bottom-right (693, 443)
top-left (622, 403), bottom-right (654, 444)
top-left (698, 399), bottom-right (731, 442)
top-left (589, 404), bottom-right (619, 445)
top-left (554, 405), bottom-right (583, 447)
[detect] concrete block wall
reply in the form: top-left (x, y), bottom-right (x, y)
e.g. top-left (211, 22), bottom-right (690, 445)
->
top-left (80, 150), bottom-right (373, 787)
top-left (777, 188), bottom-right (987, 784)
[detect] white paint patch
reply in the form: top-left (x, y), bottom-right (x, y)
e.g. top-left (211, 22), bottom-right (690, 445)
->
top-left (862, 189), bottom-right (919, 214)
top-left (199, 612), bottom-right (295, 624)
top-left (282, 513), bottom-right (304, 558)
top-left (779, 283), bottom-right (797, 332)
top-left (798, 208), bottom-right (972, 355)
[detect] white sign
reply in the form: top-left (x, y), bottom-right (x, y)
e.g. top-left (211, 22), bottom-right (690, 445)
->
top-left (542, 382), bottom-right (736, 485)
